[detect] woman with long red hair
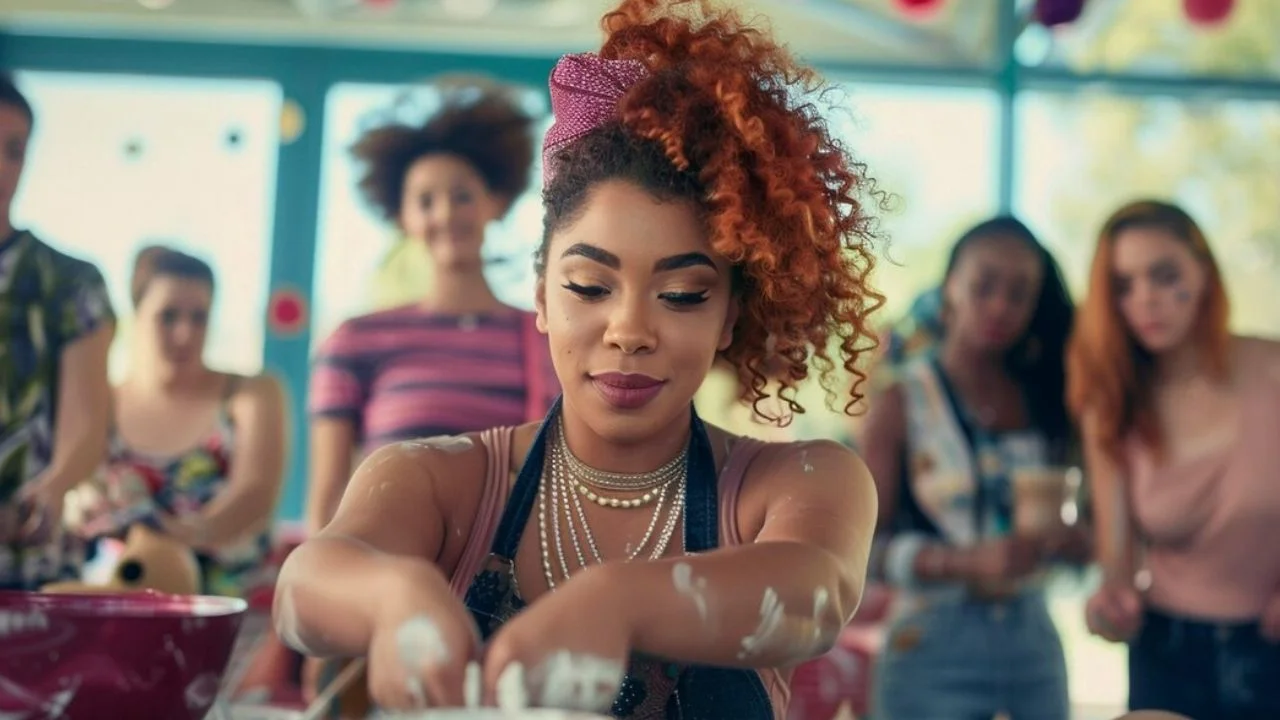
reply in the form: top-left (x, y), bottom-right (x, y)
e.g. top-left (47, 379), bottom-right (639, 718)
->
top-left (1069, 200), bottom-right (1280, 720)
top-left (273, 0), bottom-right (881, 716)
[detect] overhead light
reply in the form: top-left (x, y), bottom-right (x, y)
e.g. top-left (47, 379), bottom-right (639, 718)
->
top-left (137, 0), bottom-right (174, 9)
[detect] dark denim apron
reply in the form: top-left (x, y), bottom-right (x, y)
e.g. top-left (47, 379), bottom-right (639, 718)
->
top-left (461, 398), bottom-right (775, 719)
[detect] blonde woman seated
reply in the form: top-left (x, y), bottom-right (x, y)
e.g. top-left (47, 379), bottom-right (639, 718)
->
top-left (65, 246), bottom-right (287, 599)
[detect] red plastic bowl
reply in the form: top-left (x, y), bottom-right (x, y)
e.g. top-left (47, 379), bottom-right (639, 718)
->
top-left (0, 590), bottom-right (246, 719)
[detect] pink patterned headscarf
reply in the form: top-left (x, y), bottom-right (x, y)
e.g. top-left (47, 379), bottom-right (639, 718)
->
top-left (542, 52), bottom-right (649, 184)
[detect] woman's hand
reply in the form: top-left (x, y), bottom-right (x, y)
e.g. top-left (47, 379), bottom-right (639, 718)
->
top-left (481, 567), bottom-right (628, 712)
top-left (365, 567), bottom-right (482, 710)
top-left (154, 512), bottom-right (210, 550)
top-left (15, 480), bottom-right (65, 545)
top-left (960, 536), bottom-right (1044, 584)
top-left (1085, 582), bottom-right (1143, 643)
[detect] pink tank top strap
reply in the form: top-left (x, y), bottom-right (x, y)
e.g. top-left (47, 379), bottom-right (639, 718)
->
top-left (714, 436), bottom-right (791, 719)
top-left (448, 427), bottom-right (516, 598)
top-left (716, 436), bottom-right (768, 546)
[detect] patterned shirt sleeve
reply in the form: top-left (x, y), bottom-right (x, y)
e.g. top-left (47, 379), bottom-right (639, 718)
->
top-left (309, 321), bottom-right (369, 429)
top-left (56, 259), bottom-right (116, 345)
top-left (872, 285), bottom-right (944, 392)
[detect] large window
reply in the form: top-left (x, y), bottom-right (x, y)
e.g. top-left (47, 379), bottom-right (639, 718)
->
top-left (834, 83), bottom-right (1001, 320)
top-left (310, 81), bottom-right (549, 351)
top-left (1025, 0), bottom-right (1280, 80)
top-left (11, 71), bottom-right (281, 380)
top-left (1017, 91), bottom-right (1280, 336)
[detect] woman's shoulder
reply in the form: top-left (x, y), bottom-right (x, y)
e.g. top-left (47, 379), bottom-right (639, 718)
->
top-left (1231, 335), bottom-right (1280, 370)
top-left (1229, 335), bottom-right (1280, 394)
top-left (225, 372), bottom-right (285, 408)
top-left (727, 434), bottom-right (876, 542)
top-left (703, 416), bottom-right (866, 474)
top-left (714, 424), bottom-right (868, 494)
top-left (321, 430), bottom-right (504, 564)
top-left (372, 431), bottom-right (493, 468)
top-left (352, 430), bottom-right (498, 505)
top-left (747, 437), bottom-right (865, 478)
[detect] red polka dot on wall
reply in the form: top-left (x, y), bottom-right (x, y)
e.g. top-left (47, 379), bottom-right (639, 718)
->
top-left (268, 287), bottom-right (308, 337)
top-left (1184, 0), bottom-right (1235, 26)
top-left (893, 0), bottom-right (945, 18)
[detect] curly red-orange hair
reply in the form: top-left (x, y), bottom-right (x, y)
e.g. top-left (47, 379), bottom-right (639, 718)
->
top-left (538, 0), bottom-right (886, 420)
top-left (1066, 200), bottom-right (1230, 458)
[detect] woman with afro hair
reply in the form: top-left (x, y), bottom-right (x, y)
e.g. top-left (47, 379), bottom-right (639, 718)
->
top-left (305, 79), bottom-right (560, 536)
top-left (277, 0), bottom-right (882, 716)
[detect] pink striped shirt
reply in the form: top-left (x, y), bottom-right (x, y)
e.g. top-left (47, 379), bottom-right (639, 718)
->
top-left (308, 305), bottom-right (560, 454)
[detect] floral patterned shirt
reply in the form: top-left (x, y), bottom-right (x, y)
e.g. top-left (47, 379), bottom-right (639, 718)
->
top-left (0, 229), bottom-right (115, 589)
top-left (65, 383), bottom-right (274, 599)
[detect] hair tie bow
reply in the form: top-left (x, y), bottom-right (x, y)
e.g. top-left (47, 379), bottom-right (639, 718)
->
top-left (542, 52), bottom-right (649, 184)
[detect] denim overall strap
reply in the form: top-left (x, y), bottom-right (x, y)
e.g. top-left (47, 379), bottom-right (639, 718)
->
top-left (488, 395), bottom-right (562, 559)
top-left (682, 406), bottom-right (719, 554)
top-left (671, 408), bottom-right (775, 719)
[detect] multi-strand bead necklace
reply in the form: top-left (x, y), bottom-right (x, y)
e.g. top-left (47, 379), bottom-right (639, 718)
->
top-left (537, 415), bottom-right (687, 589)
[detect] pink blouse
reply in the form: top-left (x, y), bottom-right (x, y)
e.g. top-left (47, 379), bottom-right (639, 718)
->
top-left (1126, 342), bottom-right (1280, 620)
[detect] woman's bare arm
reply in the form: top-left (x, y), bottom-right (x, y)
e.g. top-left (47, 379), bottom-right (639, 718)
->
top-left (39, 324), bottom-right (115, 496)
top-left (1081, 410), bottom-right (1137, 584)
top-left (191, 375), bottom-right (288, 547)
top-left (275, 440), bottom-right (482, 657)
top-left (304, 417), bottom-right (358, 535)
top-left (581, 440), bottom-right (876, 668)
top-left (860, 383), bottom-right (905, 530)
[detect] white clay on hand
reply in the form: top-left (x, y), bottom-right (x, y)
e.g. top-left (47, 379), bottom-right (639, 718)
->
top-left (463, 660), bottom-right (483, 708)
top-left (395, 615), bottom-right (450, 708)
top-left (529, 651), bottom-right (624, 712)
top-left (496, 661), bottom-right (529, 710)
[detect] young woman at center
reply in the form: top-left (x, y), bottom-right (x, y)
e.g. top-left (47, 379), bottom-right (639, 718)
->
top-left (274, 0), bottom-right (882, 715)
